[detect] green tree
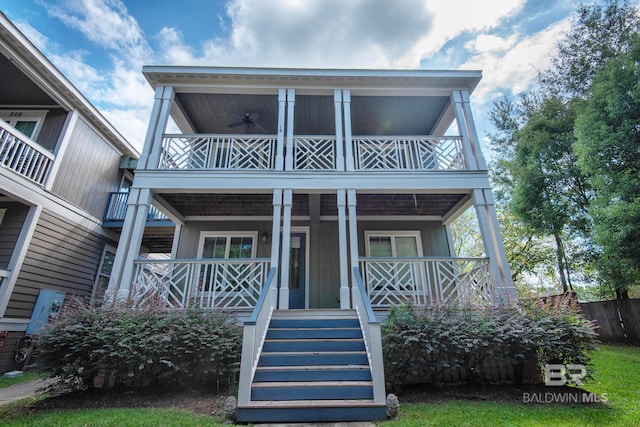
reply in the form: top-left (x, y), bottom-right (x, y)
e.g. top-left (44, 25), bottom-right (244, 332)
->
top-left (574, 36), bottom-right (640, 298)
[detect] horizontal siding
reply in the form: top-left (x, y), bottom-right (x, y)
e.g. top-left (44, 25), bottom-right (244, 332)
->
top-left (0, 202), bottom-right (29, 269)
top-left (5, 209), bottom-right (115, 319)
top-left (50, 117), bottom-right (123, 218)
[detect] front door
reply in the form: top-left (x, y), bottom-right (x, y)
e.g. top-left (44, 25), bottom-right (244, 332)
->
top-left (288, 233), bottom-right (306, 309)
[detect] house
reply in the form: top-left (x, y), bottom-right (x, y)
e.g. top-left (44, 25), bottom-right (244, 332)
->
top-left (0, 13), bottom-right (173, 372)
top-left (106, 65), bottom-right (515, 422)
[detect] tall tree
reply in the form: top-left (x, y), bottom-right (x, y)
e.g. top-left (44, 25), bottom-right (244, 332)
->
top-left (574, 36), bottom-right (640, 299)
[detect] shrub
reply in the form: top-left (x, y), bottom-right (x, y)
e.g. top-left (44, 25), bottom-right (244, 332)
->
top-left (382, 300), bottom-right (597, 390)
top-left (35, 297), bottom-right (242, 391)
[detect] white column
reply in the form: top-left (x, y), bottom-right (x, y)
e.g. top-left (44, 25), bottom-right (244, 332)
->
top-left (278, 189), bottom-right (293, 309)
top-left (337, 190), bottom-right (350, 309)
top-left (343, 90), bottom-right (355, 171)
top-left (141, 86), bottom-right (175, 169)
top-left (347, 189), bottom-right (359, 284)
top-left (275, 89), bottom-right (286, 170)
top-left (0, 205), bottom-right (42, 318)
top-left (334, 90), bottom-right (345, 171)
top-left (105, 188), bottom-right (152, 303)
top-left (170, 223), bottom-right (182, 259)
top-left (270, 189), bottom-right (283, 269)
top-left (284, 89), bottom-right (295, 171)
top-left (482, 189), bottom-right (516, 300)
top-left (460, 91), bottom-right (487, 170)
top-left (451, 91), bottom-right (478, 170)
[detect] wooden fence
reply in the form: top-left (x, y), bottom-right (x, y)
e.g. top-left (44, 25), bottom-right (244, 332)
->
top-left (580, 299), bottom-right (640, 344)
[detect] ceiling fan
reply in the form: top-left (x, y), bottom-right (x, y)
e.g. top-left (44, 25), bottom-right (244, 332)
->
top-left (227, 112), bottom-right (265, 132)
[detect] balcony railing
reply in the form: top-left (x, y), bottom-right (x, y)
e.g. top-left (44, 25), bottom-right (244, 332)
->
top-left (359, 257), bottom-right (496, 308)
top-left (0, 120), bottom-right (55, 186)
top-left (130, 258), bottom-right (271, 310)
top-left (157, 134), bottom-right (466, 172)
top-left (103, 192), bottom-right (169, 222)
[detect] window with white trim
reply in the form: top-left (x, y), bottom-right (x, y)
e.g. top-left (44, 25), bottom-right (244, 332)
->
top-left (92, 245), bottom-right (116, 304)
top-left (198, 232), bottom-right (258, 259)
top-left (0, 110), bottom-right (48, 140)
top-left (365, 231), bottom-right (423, 257)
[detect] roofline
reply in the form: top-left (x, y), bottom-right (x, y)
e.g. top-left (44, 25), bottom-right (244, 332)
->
top-left (142, 65), bottom-right (482, 93)
top-left (0, 12), bottom-right (139, 158)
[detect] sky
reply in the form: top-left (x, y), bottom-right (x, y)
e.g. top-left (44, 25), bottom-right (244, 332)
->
top-left (0, 0), bottom-right (634, 153)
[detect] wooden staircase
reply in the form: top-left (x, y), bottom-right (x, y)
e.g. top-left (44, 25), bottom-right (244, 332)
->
top-left (236, 310), bottom-right (387, 423)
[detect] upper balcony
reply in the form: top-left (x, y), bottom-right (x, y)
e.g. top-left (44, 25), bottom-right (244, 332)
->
top-left (0, 119), bottom-right (54, 186)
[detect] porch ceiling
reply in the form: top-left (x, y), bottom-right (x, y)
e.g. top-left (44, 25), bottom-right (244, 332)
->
top-left (157, 193), bottom-right (467, 218)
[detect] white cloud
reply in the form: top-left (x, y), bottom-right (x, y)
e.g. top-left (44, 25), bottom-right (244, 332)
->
top-left (465, 34), bottom-right (517, 53)
top-left (13, 21), bottom-right (50, 51)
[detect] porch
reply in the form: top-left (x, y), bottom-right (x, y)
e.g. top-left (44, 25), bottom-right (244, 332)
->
top-left (0, 119), bottom-right (54, 186)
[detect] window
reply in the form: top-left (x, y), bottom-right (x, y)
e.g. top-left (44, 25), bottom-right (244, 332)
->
top-left (365, 231), bottom-right (423, 257)
top-left (0, 110), bottom-right (48, 140)
top-left (92, 245), bottom-right (116, 304)
top-left (198, 232), bottom-right (257, 259)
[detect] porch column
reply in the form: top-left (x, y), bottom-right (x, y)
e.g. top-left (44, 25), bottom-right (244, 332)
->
top-left (140, 86), bottom-right (175, 170)
top-left (343, 90), bottom-right (355, 171)
top-left (105, 188), bottom-right (152, 303)
top-left (472, 189), bottom-right (516, 303)
top-left (170, 224), bottom-right (182, 259)
top-left (278, 189), bottom-right (293, 309)
top-left (451, 91), bottom-right (478, 170)
top-left (347, 189), bottom-right (359, 288)
top-left (275, 89), bottom-right (286, 170)
top-left (284, 89), bottom-right (295, 171)
top-left (334, 90), bottom-right (345, 171)
top-left (337, 190), bottom-right (350, 309)
top-left (270, 189), bottom-right (283, 270)
top-left (460, 90), bottom-right (487, 170)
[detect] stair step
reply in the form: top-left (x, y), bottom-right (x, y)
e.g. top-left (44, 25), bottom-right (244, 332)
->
top-left (266, 327), bottom-right (363, 339)
top-left (250, 381), bottom-right (373, 400)
top-left (254, 365), bottom-right (372, 382)
top-left (262, 338), bottom-right (365, 352)
top-left (269, 318), bottom-right (360, 329)
top-left (258, 351), bottom-right (369, 366)
top-left (236, 402), bottom-right (387, 423)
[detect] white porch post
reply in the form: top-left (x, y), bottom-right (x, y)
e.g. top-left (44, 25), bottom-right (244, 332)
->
top-left (334, 90), bottom-right (345, 171)
top-left (170, 223), bottom-right (182, 259)
top-left (342, 90), bottom-right (355, 171)
top-left (451, 91), bottom-right (478, 170)
top-left (140, 86), bottom-right (175, 169)
top-left (275, 89), bottom-right (286, 170)
top-left (337, 190), bottom-right (350, 309)
top-left (270, 189), bottom-right (283, 270)
top-left (472, 189), bottom-right (515, 303)
top-left (284, 89), bottom-right (295, 171)
top-left (460, 90), bottom-right (487, 170)
top-left (347, 189), bottom-right (359, 291)
top-left (105, 188), bottom-right (152, 303)
top-left (278, 189), bottom-right (293, 309)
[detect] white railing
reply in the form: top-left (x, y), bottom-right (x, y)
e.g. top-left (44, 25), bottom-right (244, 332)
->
top-left (160, 135), bottom-right (276, 170)
top-left (352, 136), bottom-right (464, 171)
top-left (130, 258), bottom-right (270, 309)
top-left (237, 267), bottom-right (277, 406)
top-left (359, 257), bottom-right (496, 307)
top-left (0, 120), bottom-right (55, 185)
top-left (293, 136), bottom-right (337, 170)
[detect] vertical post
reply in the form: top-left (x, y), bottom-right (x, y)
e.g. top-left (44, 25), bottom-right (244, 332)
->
top-left (347, 189), bottom-right (359, 286)
top-left (278, 189), bottom-right (293, 308)
top-left (460, 90), bottom-right (487, 170)
top-left (337, 190), bottom-right (350, 308)
top-left (451, 91), bottom-right (478, 170)
top-left (270, 189), bottom-right (283, 270)
top-left (343, 90), bottom-right (355, 171)
top-left (482, 189), bottom-right (515, 300)
top-left (284, 89), bottom-right (295, 171)
top-left (170, 223), bottom-right (182, 259)
top-left (139, 86), bottom-right (175, 169)
top-left (275, 89), bottom-right (286, 170)
top-left (334, 90), bottom-right (345, 171)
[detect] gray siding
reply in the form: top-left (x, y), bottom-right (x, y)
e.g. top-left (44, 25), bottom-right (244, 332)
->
top-left (35, 108), bottom-right (68, 151)
top-left (5, 209), bottom-right (115, 319)
top-left (0, 202), bottom-right (29, 269)
top-left (177, 221), bottom-right (272, 259)
top-left (0, 331), bottom-right (23, 373)
top-left (50, 117), bottom-right (122, 218)
top-left (357, 220), bottom-right (451, 256)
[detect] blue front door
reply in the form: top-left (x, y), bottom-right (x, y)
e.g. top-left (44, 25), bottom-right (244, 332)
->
top-left (288, 233), bottom-right (306, 309)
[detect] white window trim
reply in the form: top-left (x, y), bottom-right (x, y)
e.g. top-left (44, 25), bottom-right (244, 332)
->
top-left (197, 231), bottom-right (259, 259)
top-left (91, 245), bottom-right (116, 304)
top-left (0, 110), bottom-right (48, 141)
top-left (364, 230), bottom-right (424, 257)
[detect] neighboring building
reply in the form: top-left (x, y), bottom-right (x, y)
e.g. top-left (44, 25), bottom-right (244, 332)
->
top-left (107, 66), bottom-right (516, 422)
top-left (0, 13), bottom-right (171, 372)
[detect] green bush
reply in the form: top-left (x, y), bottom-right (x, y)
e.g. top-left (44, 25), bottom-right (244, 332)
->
top-left (382, 299), bottom-right (597, 389)
top-left (35, 298), bottom-right (242, 390)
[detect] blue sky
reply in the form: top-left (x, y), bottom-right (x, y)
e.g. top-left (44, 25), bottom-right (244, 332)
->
top-left (1, 0), bottom-right (634, 152)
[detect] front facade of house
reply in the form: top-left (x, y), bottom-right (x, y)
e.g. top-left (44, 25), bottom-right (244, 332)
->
top-left (106, 66), bottom-right (515, 422)
top-left (0, 13), bottom-right (144, 372)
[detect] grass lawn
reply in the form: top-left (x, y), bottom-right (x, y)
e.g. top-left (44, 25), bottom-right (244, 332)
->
top-left (0, 372), bottom-right (42, 389)
top-left (380, 344), bottom-right (640, 427)
top-left (0, 344), bottom-right (638, 426)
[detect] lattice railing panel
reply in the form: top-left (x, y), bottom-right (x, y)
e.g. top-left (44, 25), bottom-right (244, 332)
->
top-left (293, 136), bottom-right (337, 170)
top-left (353, 136), bottom-right (465, 171)
top-left (131, 259), bottom-right (270, 309)
top-left (0, 121), bottom-right (55, 185)
top-left (160, 135), bottom-right (276, 170)
top-left (360, 257), bottom-right (496, 308)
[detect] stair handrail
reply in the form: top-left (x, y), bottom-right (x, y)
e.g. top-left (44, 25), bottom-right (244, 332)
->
top-left (237, 267), bottom-right (277, 406)
top-left (352, 266), bottom-right (386, 404)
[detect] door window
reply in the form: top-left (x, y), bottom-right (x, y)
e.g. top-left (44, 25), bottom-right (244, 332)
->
top-left (0, 110), bottom-right (47, 140)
